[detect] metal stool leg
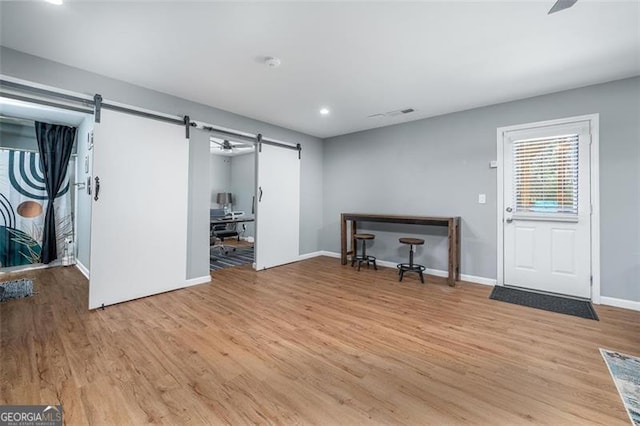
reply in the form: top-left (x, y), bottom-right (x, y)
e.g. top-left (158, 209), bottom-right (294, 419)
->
top-left (409, 245), bottom-right (414, 267)
top-left (351, 239), bottom-right (357, 267)
top-left (352, 236), bottom-right (377, 273)
top-left (398, 243), bottom-right (426, 283)
top-left (362, 241), bottom-right (367, 270)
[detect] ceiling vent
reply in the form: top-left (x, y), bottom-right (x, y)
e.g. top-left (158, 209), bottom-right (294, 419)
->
top-left (368, 108), bottom-right (415, 118)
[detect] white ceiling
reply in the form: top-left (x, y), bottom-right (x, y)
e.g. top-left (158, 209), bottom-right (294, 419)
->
top-left (1, 1), bottom-right (638, 138)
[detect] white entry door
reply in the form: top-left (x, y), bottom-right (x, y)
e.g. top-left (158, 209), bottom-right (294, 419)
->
top-left (255, 143), bottom-right (300, 270)
top-left (89, 109), bottom-right (188, 309)
top-left (502, 120), bottom-right (592, 298)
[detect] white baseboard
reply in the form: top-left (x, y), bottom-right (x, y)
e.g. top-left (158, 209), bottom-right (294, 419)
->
top-left (460, 274), bottom-right (496, 286)
top-left (309, 251), bottom-right (496, 286)
top-left (599, 296), bottom-right (640, 312)
top-left (297, 250), bottom-right (340, 261)
top-left (319, 250), bottom-right (340, 258)
top-left (297, 251), bottom-right (324, 261)
top-left (75, 260), bottom-right (90, 279)
top-left (185, 275), bottom-right (211, 286)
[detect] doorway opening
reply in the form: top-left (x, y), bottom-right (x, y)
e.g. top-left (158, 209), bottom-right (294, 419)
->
top-left (209, 136), bottom-right (256, 272)
top-left (0, 96), bottom-right (92, 274)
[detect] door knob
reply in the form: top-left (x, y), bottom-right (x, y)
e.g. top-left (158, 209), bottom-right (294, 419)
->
top-left (506, 217), bottom-right (513, 223)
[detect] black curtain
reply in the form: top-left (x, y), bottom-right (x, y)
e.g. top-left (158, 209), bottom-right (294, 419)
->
top-left (35, 121), bottom-right (76, 264)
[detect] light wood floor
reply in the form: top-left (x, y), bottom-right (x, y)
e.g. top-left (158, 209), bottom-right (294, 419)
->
top-left (1, 257), bottom-right (639, 425)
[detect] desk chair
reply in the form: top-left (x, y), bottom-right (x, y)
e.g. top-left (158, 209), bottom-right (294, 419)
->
top-left (210, 209), bottom-right (239, 254)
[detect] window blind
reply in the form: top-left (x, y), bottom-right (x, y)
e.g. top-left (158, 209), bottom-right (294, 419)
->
top-left (513, 134), bottom-right (579, 215)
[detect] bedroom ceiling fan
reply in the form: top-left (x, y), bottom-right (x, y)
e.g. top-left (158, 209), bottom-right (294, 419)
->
top-left (548, 0), bottom-right (578, 14)
top-left (210, 138), bottom-right (253, 152)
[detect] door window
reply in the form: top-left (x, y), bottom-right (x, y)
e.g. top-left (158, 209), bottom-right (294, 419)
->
top-left (512, 134), bottom-right (579, 219)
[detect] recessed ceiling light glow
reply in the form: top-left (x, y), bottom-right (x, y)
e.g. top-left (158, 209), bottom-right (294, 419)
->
top-left (319, 108), bottom-right (330, 115)
top-left (264, 57), bottom-right (281, 68)
top-left (45, 0), bottom-right (63, 4)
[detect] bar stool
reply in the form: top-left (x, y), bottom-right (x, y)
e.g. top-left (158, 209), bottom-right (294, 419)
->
top-left (351, 233), bottom-right (378, 271)
top-left (397, 237), bottom-right (426, 283)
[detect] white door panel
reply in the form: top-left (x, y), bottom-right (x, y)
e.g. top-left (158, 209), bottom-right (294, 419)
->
top-left (550, 228), bottom-right (576, 275)
top-left (89, 110), bottom-right (188, 309)
top-left (255, 143), bottom-right (300, 270)
top-left (503, 121), bottom-right (591, 298)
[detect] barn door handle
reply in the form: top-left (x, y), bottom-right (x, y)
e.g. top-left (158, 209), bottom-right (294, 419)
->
top-left (94, 176), bottom-right (100, 201)
top-left (258, 186), bottom-right (263, 202)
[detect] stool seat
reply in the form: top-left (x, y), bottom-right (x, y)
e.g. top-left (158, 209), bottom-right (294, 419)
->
top-left (399, 237), bottom-right (424, 245)
top-left (354, 233), bottom-right (375, 240)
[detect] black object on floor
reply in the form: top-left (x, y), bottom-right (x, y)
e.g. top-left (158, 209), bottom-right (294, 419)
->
top-left (489, 285), bottom-right (599, 320)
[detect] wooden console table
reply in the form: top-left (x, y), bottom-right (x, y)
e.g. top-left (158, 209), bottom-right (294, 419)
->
top-left (340, 213), bottom-right (461, 286)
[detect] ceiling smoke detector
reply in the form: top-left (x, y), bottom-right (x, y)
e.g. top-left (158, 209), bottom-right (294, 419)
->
top-left (264, 57), bottom-right (281, 68)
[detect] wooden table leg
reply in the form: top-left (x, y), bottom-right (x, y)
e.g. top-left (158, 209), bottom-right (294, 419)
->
top-left (340, 214), bottom-right (347, 265)
top-left (447, 218), bottom-right (460, 286)
top-left (455, 217), bottom-right (461, 282)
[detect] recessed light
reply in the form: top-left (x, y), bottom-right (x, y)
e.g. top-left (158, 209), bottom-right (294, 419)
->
top-left (319, 108), bottom-right (330, 115)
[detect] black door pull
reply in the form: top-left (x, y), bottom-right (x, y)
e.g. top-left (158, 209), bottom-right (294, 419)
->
top-left (94, 176), bottom-right (100, 201)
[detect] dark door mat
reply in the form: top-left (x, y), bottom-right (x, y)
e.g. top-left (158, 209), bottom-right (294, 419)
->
top-left (489, 285), bottom-right (599, 320)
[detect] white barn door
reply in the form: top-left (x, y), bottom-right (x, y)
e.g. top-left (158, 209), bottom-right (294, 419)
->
top-left (89, 109), bottom-right (188, 309)
top-left (502, 120), bottom-right (592, 299)
top-left (255, 143), bottom-right (300, 270)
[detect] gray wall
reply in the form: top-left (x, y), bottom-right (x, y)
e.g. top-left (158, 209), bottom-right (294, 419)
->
top-left (209, 154), bottom-right (231, 208)
top-left (0, 47), bottom-right (324, 279)
top-left (323, 77), bottom-right (640, 302)
top-left (230, 152), bottom-right (256, 238)
top-left (187, 129), bottom-right (211, 280)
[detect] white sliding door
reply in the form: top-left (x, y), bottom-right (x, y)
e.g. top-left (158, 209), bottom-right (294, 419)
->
top-left (255, 143), bottom-right (300, 270)
top-left (89, 109), bottom-right (188, 309)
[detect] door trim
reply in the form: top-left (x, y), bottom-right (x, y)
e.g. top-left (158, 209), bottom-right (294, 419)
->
top-left (496, 114), bottom-right (600, 303)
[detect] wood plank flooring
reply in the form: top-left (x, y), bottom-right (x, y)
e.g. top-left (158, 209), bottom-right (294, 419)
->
top-left (1, 257), bottom-right (639, 425)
